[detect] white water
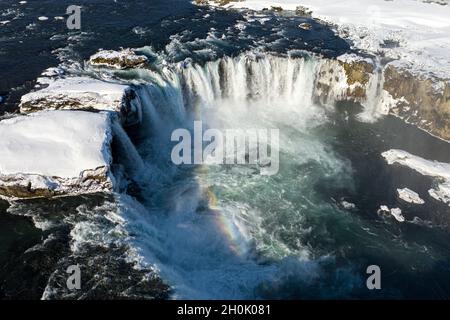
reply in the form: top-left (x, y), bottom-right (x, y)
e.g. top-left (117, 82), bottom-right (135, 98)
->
top-left (357, 57), bottom-right (388, 123)
top-left (111, 53), bottom-right (361, 299)
top-left (182, 53), bottom-right (318, 112)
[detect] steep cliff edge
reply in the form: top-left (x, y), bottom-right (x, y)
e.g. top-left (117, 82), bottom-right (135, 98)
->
top-left (0, 111), bottom-right (115, 200)
top-left (383, 66), bottom-right (450, 140)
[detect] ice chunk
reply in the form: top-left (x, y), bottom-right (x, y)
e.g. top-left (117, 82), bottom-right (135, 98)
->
top-left (397, 188), bottom-right (425, 205)
top-left (390, 208), bottom-right (405, 223)
top-left (377, 205), bottom-right (405, 222)
top-left (382, 149), bottom-right (450, 206)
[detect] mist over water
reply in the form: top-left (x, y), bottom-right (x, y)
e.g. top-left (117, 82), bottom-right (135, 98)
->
top-left (111, 53), bottom-right (356, 299)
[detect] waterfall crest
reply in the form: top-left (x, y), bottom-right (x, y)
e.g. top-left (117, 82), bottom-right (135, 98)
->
top-left (130, 52), bottom-right (386, 126)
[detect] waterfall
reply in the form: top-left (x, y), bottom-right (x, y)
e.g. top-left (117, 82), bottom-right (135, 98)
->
top-left (112, 120), bottom-right (150, 183)
top-left (180, 54), bottom-right (318, 111)
top-left (357, 57), bottom-right (388, 123)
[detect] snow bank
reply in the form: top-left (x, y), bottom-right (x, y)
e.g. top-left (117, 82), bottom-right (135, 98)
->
top-left (204, 0), bottom-right (450, 79)
top-left (20, 77), bottom-right (142, 126)
top-left (382, 149), bottom-right (450, 206)
top-left (0, 111), bottom-right (115, 200)
top-left (89, 48), bottom-right (148, 70)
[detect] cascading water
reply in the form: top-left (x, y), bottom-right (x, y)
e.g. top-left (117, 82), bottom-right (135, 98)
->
top-left (357, 57), bottom-right (388, 123)
top-left (112, 52), bottom-right (369, 299)
top-left (182, 53), bottom-right (318, 111)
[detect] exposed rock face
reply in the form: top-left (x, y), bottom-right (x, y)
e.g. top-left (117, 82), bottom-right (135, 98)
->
top-left (338, 56), bottom-right (375, 104)
top-left (89, 49), bottom-right (148, 70)
top-left (19, 77), bottom-right (142, 127)
top-left (0, 111), bottom-right (115, 200)
top-left (0, 169), bottom-right (113, 200)
top-left (339, 59), bottom-right (373, 88)
top-left (383, 65), bottom-right (450, 141)
top-left (314, 54), bottom-right (375, 106)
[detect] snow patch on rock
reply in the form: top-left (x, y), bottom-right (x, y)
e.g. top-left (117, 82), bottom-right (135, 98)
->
top-left (19, 77), bottom-right (142, 126)
top-left (0, 111), bottom-right (115, 200)
top-left (89, 48), bottom-right (148, 70)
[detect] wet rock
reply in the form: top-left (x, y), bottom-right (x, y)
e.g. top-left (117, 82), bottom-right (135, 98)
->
top-left (43, 244), bottom-right (170, 300)
top-left (3, 194), bottom-right (170, 300)
top-left (339, 59), bottom-right (374, 86)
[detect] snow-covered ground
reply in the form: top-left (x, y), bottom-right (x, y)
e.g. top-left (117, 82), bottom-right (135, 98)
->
top-left (20, 77), bottom-right (130, 112)
top-left (0, 111), bottom-right (114, 199)
top-left (20, 77), bottom-right (142, 126)
top-left (204, 0), bottom-right (450, 79)
top-left (382, 149), bottom-right (450, 206)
